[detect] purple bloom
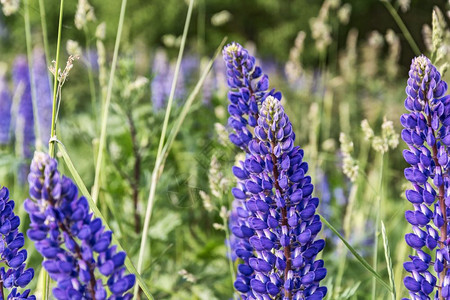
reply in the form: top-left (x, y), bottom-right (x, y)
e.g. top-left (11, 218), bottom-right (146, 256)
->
top-left (25, 152), bottom-right (136, 300)
top-left (0, 187), bottom-right (35, 299)
top-left (224, 43), bottom-right (327, 299)
top-left (223, 42), bottom-right (277, 151)
top-left (33, 48), bottom-right (53, 146)
top-left (401, 55), bottom-right (450, 298)
top-left (13, 56), bottom-right (35, 160)
top-left (150, 49), bottom-right (186, 112)
top-left (0, 72), bottom-right (12, 145)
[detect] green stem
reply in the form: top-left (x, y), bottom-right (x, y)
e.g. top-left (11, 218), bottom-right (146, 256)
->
top-left (48, 0), bottom-right (65, 158)
top-left (372, 154), bottom-right (385, 300)
top-left (334, 183), bottom-right (358, 295)
top-left (223, 213), bottom-right (236, 288)
top-left (39, 0), bottom-right (65, 297)
top-left (92, 0), bottom-right (128, 203)
top-left (319, 213), bottom-right (392, 293)
top-left (24, 0), bottom-right (42, 151)
top-left (134, 0), bottom-right (195, 296)
top-left (38, 0), bottom-right (51, 69)
top-left (381, 0), bottom-right (420, 56)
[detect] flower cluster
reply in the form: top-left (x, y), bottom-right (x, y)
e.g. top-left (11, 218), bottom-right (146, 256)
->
top-left (13, 56), bottom-right (35, 162)
top-left (339, 133), bottom-right (359, 182)
top-left (362, 118), bottom-right (399, 154)
top-left (223, 42), bottom-right (277, 151)
top-left (32, 48), bottom-right (53, 146)
top-left (25, 152), bottom-right (135, 299)
top-left (0, 186), bottom-right (35, 299)
top-left (150, 49), bottom-right (186, 111)
top-left (0, 70), bottom-right (12, 145)
top-left (224, 43), bottom-right (327, 299)
top-left (400, 55), bottom-right (450, 298)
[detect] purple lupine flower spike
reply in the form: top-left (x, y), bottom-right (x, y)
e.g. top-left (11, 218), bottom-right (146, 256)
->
top-left (13, 56), bottom-right (35, 160)
top-left (150, 49), bottom-right (186, 112)
top-left (32, 48), bottom-right (53, 146)
top-left (224, 43), bottom-right (326, 299)
top-left (150, 49), bottom-right (169, 111)
top-left (223, 42), bottom-right (278, 151)
top-left (401, 55), bottom-right (450, 299)
top-left (25, 152), bottom-right (136, 300)
top-left (232, 96), bottom-right (327, 299)
top-left (0, 71), bottom-right (12, 146)
top-left (0, 186), bottom-right (35, 299)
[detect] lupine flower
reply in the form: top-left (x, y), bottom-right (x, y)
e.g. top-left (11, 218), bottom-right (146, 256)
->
top-left (400, 55), bottom-right (450, 298)
top-left (25, 152), bottom-right (136, 299)
top-left (13, 56), bottom-right (35, 183)
top-left (231, 96), bottom-right (327, 299)
top-left (222, 42), bottom-right (274, 151)
top-left (0, 186), bottom-right (35, 299)
top-left (13, 56), bottom-right (34, 160)
top-left (224, 43), bottom-right (327, 299)
top-left (150, 49), bottom-right (186, 112)
top-left (33, 48), bottom-right (53, 147)
top-left (0, 71), bottom-right (12, 145)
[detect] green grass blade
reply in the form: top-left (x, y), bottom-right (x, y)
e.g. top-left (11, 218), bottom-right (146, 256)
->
top-left (380, 0), bottom-right (420, 56)
top-left (319, 214), bottom-right (392, 293)
top-left (160, 37), bottom-right (228, 164)
top-left (135, 35), bottom-right (227, 298)
top-left (372, 154), bottom-right (384, 299)
top-left (135, 0), bottom-right (196, 293)
top-left (38, 0), bottom-right (51, 70)
top-left (381, 221), bottom-right (396, 300)
top-left (154, 0), bottom-right (195, 161)
top-left (92, 0), bottom-right (128, 203)
top-left (48, 0), bottom-right (65, 157)
top-left (55, 141), bottom-right (154, 299)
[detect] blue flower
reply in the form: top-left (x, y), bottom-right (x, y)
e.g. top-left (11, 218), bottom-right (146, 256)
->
top-left (13, 56), bottom-right (34, 161)
top-left (32, 48), bottom-right (53, 147)
top-left (25, 152), bottom-right (136, 300)
top-left (400, 55), bottom-right (450, 298)
top-left (150, 49), bottom-right (186, 112)
top-left (0, 187), bottom-right (35, 299)
top-left (222, 42), bottom-right (279, 151)
top-left (224, 43), bottom-right (327, 299)
top-left (0, 72), bottom-right (12, 145)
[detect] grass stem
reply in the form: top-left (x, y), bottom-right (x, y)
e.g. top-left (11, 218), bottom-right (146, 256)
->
top-left (381, 0), bottom-right (420, 56)
top-left (372, 154), bottom-right (385, 300)
top-left (135, 1), bottom-right (195, 295)
top-left (23, 0), bottom-right (42, 151)
top-left (48, 0), bottom-right (65, 158)
top-left (91, 0), bottom-right (128, 203)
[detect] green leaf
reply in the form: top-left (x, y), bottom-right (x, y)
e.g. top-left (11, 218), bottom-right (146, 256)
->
top-left (319, 214), bottom-right (392, 293)
top-left (381, 221), bottom-right (396, 300)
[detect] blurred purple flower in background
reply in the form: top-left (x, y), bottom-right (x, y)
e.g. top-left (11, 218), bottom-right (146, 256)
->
top-left (13, 55), bottom-right (35, 182)
top-left (32, 48), bottom-right (53, 147)
top-left (0, 70), bottom-right (12, 146)
top-left (150, 49), bottom-right (187, 112)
